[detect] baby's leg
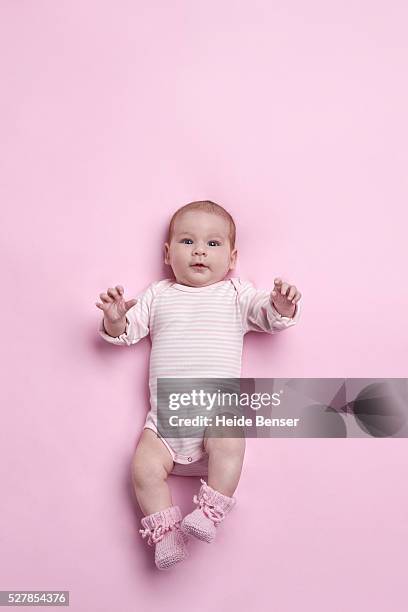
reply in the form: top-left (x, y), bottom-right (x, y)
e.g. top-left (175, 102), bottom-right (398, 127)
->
top-left (180, 418), bottom-right (244, 543)
top-left (133, 430), bottom-right (189, 570)
top-left (131, 428), bottom-right (175, 516)
top-left (203, 416), bottom-right (246, 497)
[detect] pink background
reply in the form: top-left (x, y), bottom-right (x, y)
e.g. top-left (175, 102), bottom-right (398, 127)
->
top-left (1, 1), bottom-right (407, 610)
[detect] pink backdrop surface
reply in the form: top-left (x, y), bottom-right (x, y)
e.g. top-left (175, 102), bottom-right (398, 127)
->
top-left (1, 1), bottom-right (407, 611)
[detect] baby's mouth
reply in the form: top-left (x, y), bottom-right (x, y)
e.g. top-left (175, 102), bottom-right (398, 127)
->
top-left (191, 263), bottom-right (208, 269)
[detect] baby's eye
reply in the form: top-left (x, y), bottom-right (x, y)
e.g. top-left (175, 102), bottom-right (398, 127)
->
top-left (180, 239), bottom-right (193, 244)
top-left (208, 241), bottom-right (221, 247)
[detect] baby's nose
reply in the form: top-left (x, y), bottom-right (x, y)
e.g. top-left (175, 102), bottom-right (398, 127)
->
top-left (193, 243), bottom-right (207, 255)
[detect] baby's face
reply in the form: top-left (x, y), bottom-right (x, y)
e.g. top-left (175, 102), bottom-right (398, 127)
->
top-left (164, 210), bottom-right (237, 287)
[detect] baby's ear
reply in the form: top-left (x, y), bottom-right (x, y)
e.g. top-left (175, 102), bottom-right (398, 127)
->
top-left (164, 242), bottom-right (170, 264)
top-left (229, 248), bottom-right (238, 270)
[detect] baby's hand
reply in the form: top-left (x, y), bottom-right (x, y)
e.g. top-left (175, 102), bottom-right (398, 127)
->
top-left (270, 278), bottom-right (302, 318)
top-left (95, 285), bottom-right (138, 323)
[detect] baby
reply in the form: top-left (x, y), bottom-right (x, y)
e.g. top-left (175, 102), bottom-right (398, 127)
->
top-left (96, 200), bottom-right (302, 570)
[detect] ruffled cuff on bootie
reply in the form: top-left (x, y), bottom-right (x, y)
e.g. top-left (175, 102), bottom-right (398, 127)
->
top-left (139, 505), bottom-right (182, 546)
top-left (193, 479), bottom-right (236, 524)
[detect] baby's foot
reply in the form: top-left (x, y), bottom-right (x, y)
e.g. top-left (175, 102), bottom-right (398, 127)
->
top-left (139, 505), bottom-right (189, 570)
top-left (153, 526), bottom-right (189, 570)
top-left (181, 479), bottom-right (236, 544)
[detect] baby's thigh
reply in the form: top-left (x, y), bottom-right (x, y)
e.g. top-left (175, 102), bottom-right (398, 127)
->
top-left (203, 411), bottom-right (246, 455)
top-left (131, 429), bottom-right (174, 485)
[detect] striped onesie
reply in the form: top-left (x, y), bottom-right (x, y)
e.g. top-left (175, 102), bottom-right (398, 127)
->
top-left (99, 277), bottom-right (301, 476)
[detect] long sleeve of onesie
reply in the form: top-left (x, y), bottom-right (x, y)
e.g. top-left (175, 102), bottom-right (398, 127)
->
top-left (233, 278), bottom-right (301, 334)
top-left (98, 281), bottom-right (157, 346)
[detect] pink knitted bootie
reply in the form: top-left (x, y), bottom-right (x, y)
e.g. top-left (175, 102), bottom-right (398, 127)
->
top-left (139, 505), bottom-right (189, 570)
top-left (180, 479), bottom-right (236, 544)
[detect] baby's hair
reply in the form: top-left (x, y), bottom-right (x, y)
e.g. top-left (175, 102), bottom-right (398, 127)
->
top-left (167, 200), bottom-right (236, 249)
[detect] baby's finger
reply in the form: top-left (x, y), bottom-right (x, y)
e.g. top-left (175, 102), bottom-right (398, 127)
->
top-left (287, 286), bottom-right (297, 301)
top-left (274, 278), bottom-right (282, 287)
top-left (280, 282), bottom-right (289, 296)
top-left (107, 287), bottom-right (120, 300)
top-left (292, 292), bottom-right (302, 303)
top-left (115, 285), bottom-right (124, 296)
top-left (125, 298), bottom-right (138, 311)
top-left (100, 292), bottom-right (113, 303)
top-left (95, 302), bottom-right (106, 310)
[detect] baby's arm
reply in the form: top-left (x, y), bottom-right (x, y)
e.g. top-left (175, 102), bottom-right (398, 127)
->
top-left (97, 282), bottom-right (156, 346)
top-left (102, 316), bottom-right (127, 337)
top-left (234, 278), bottom-right (302, 335)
